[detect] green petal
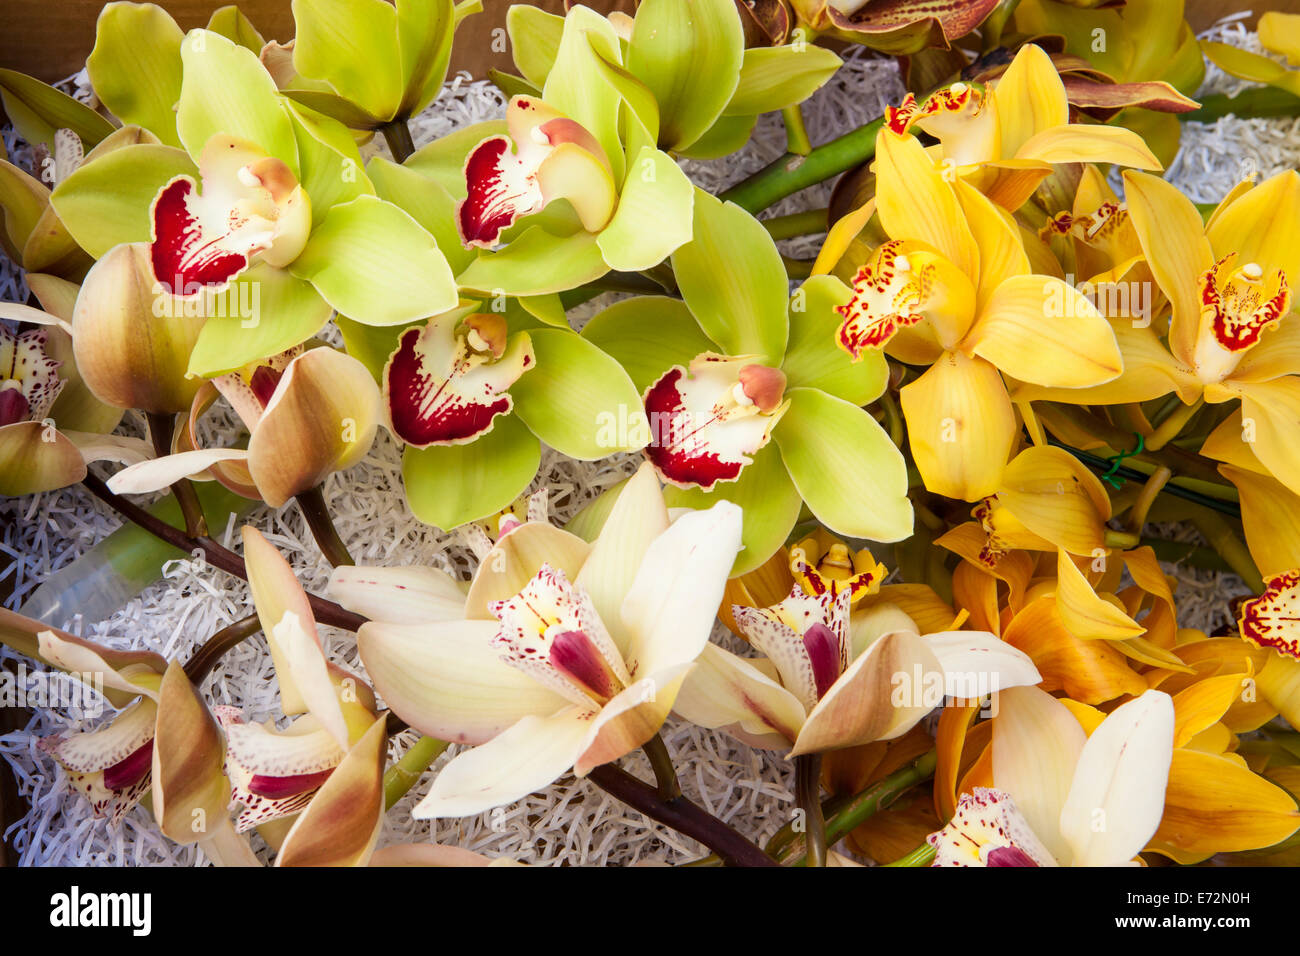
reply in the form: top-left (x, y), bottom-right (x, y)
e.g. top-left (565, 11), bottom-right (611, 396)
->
top-left (663, 443), bottom-right (801, 577)
top-left (625, 0), bottom-right (743, 150)
top-left (0, 159), bottom-right (48, 261)
top-left (287, 101), bottom-right (375, 225)
top-left (506, 4), bottom-right (565, 88)
top-left (0, 69), bottom-right (116, 154)
top-left (336, 314), bottom-right (419, 382)
top-left (564, 474), bottom-right (630, 542)
top-left (22, 203), bottom-right (90, 279)
top-left (402, 412), bottom-right (540, 529)
top-left (281, 89), bottom-right (386, 131)
top-left (774, 387), bottom-right (913, 543)
top-left (366, 155), bottom-right (471, 273)
top-left (176, 29), bottom-right (298, 169)
top-left (396, 0), bottom-right (457, 117)
top-left (724, 45), bottom-right (842, 116)
top-left (782, 275), bottom-right (888, 406)
top-left (457, 226), bottom-right (608, 297)
top-left (587, 48), bottom-right (661, 146)
top-left (86, 2), bottom-right (186, 147)
top-left (404, 121), bottom-right (505, 198)
top-left (542, 5), bottom-right (626, 183)
top-left (518, 293), bottom-right (569, 329)
top-left (289, 194), bottom-right (459, 326)
top-left (674, 113), bottom-right (756, 160)
top-left (0, 423), bottom-right (87, 496)
top-left (597, 146), bottom-right (694, 272)
top-left (671, 189), bottom-right (788, 365)
top-left (206, 4), bottom-right (265, 51)
top-left (488, 70), bottom-right (542, 100)
top-left (511, 328), bottom-right (648, 460)
top-left (186, 264), bottom-right (334, 377)
top-left (50, 144), bottom-right (197, 258)
top-left (580, 296), bottom-right (713, 393)
top-left (291, 0), bottom-right (403, 121)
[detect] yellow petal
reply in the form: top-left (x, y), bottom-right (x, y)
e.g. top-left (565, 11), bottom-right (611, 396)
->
top-left (1205, 169), bottom-right (1300, 281)
top-left (1055, 549), bottom-right (1145, 642)
top-left (991, 44), bottom-right (1068, 157)
top-left (1233, 376), bottom-right (1300, 498)
top-left (1149, 749), bottom-right (1300, 863)
top-left (1015, 124), bottom-right (1161, 171)
top-left (874, 128), bottom-right (978, 280)
top-left (813, 198), bottom-right (875, 278)
top-left (1259, 12), bottom-right (1300, 65)
top-left (966, 275), bottom-right (1122, 388)
top-left (1171, 672), bottom-right (1252, 749)
top-left (1257, 651), bottom-right (1300, 730)
top-left (1219, 464), bottom-right (1300, 579)
top-left (996, 445), bottom-right (1112, 556)
top-left (900, 351), bottom-right (1016, 501)
top-left (952, 178), bottom-right (1029, 311)
top-left (1122, 170), bottom-right (1214, 368)
top-left (963, 159), bottom-right (1053, 212)
top-left (1231, 319), bottom-right (1300, 384)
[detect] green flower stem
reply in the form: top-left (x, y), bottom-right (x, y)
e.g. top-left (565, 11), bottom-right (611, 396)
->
top-left (184, 613), bottom-right (262, 683)
top-left (883, 842), bottom-right (937, 866)
top-left (1186, 506), bottom-right (1264, 593)
top-left (782, 104), bottom-right (813, 156)
top-left (783, 255), bottom-right (815, 279)
top-left (642, 732), bottom-right (681, 801)
top-left (762, 207), bottom-right (829, 240)
top-left (380, 119), bottom-right (416, 164)
top-left (146, 412), bottom-right (208, 538)
top-left (295, 484), bottom-right (354, 567)
top-left (384, 735), bottom-right (449, 809)
top-left (79, 474), bottom-right (368, 632)
top-left (795, 754), bottom-right (827, 867)
top-left (1185, 86), bottom-right (1300, 123)
top-left (719, 116), bottom-right (885, 214)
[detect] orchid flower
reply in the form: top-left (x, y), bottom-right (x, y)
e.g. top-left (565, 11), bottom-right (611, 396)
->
top-left (103, 344), bottom-right (381, 508)
top-left (674, 583), bottom-right (1041, 757)
top-left (882, 44), bottom-right (1161, 211)
top-left (789, 0), bottom-right (1001, 55)
top-left (927, 685), bottom-right (1175, 866)
top-left (1015, 169), bottom-right (1300, 499)
top-left (328, 462), bottom-right (742, 817)
top-left (822, 127), bottom-right (1123, 501)
top-left (55, 23), bottom-right (460, 376)
top-left (0, 303), bottom-right (149, 496)
top-left (0, 608), bottom-right (258, 866)
top-left (1203, 12), bottom-right (1300, 99)
top-left (506, 0), bottom-right (841, 159)
top-left (582, 190), bottom-right (911, 573)
top-left (220, 527), bottom-right (390, 867)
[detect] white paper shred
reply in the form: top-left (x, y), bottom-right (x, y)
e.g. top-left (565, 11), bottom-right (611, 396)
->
top-left (1, 21), bottom-right (1296, 866)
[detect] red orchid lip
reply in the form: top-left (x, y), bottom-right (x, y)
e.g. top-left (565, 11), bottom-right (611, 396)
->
top-left (150, 177), bottom-right (254, 295)
top-left (458, 136), bottom-right (536, 249)
top-left (102, 739), bottom-right (154, 792)
top-left (802, 622), bottom-right (842, 701)
top-left (247, 768), bottom-right (335, 801)
top-left (643, 368), bottom-right (741, 490)
top-left (0, 388), bottom-right (30, 427)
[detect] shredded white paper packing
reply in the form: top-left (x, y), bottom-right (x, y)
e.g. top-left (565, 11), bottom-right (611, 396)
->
top-left (0, 18), bottom-right (1294, 866)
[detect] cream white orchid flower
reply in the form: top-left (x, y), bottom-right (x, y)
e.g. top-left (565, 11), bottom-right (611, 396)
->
top-left (674, 596), bottom-right (1041, 757)
top-left (927, 685), bottom-right (1175, 866)
top-left (328, 462), bottom-right (742, 818)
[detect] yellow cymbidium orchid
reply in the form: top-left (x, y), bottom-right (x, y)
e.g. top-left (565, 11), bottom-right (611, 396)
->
top-left (825, 129), bottom-right (1123, 501)
top-left (884, 44), bottom-right (1160, 212)
top-left (1203, 13), bottom-right (1300, 100)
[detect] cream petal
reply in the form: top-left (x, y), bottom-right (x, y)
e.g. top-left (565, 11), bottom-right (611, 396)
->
top-left (105, 448), bottom-right (250, 494)
top-left (673, 643), bottom-right (806, 747)
top-left (327, 564), bottom-right (467, 625)
top-left (923, 630), bottom-right (1042, 700)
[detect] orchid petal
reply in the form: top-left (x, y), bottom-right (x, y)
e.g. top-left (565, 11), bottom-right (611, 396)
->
top-left (150, 661), bottom-right (231, 845)
top-left (923, 630), bottom-right (1042, 699)
top-left (464, 521), bottom-right (592, 619)
top-left (673, 643), bottom-right (806, 748)
top-left (106, 448), bottom-right (249, 495)
top-left (327, 564), bottom-right (466, 625)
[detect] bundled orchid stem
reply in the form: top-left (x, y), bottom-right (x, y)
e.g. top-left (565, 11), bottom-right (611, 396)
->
top-left (642, 733), bottom-right (682, 802)
top-left (183, 613), bottom-right (261, 683)
top-left (295, 485), bottom-right (355, 567)
top-left (384, 736), bottom-right (450, 810)
top-left (380, 119), bottom-right (417, 164)
top-left (79, 474), bottom-right (367, 632)
top-left (796, 754), bottom-right (828, 867)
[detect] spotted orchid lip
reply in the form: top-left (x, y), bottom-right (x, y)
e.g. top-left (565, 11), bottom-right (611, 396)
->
top-left (1239, 569), bottom-right (1300, 660)
top-left (383, 315), bottom-right (534, 448)
top-left (926, 786), bottom-right (1058, 867)
top-left (643, 354), bottom-right (788, 491)
top-left (1200, 253), bottom-right (1290, 354)
top-left (732, 585), bottom-right (851, 711)
top-left (101, 738), bottom-right (154, 792)
top-left (0, 324), bottom-right (64, 425)
top-left (836, 240), bottom-right (938, 359)
top-left (247, 768), bottom-right (335, 800)
top-left (885, 83), bottom-right (982, 137)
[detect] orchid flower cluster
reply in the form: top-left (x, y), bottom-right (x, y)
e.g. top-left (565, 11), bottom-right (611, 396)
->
top-left (0, 0), bottom-right (1298, 870)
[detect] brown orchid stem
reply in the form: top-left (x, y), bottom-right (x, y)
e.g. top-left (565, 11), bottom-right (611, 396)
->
top-left (380, 119), bottom-right (416, 163)
top-left (586, 762), bottom-right (777, 867)
top-left (384, 735), bottom-right (449, 809)
top-left (782, 104), bottom-right (812, 156)
top-left (295, 484), bottom-right (354, 567)
top-left (146, 412), bottom-right (209, 538)
top-left (79, 473), bottom-right (367, 632)
top-left (641, 732), bottom-right (681, 801)
top-left (184, 613), bottom-right (262, 683)
top-left (795, 754), bottom-right (827, 867)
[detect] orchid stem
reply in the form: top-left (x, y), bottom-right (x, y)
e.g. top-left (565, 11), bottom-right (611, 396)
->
top-left (1145, 398), bottom-right (1203, 452)
top-left (146, 412), bottom-right (209, 538)
top-left (587, 762), bottom-right (777, 867)
top-left (1186, 86), bottom-right (1300, 122)
top-left (79, 474), bottom-right (367, 632)
top-left (384, 735), bottom-right (449, 810)
top-left (762, 207), bottom-right (828, 240)
top-left (184, 613), bottom-right (261, 683)
top-left (782, 255), bottom-right (815, 279)
top-left (882, 842), bottom-right (937, 867)
top-left (1186, 507), bottom-right (1264, 593)
top-left (1126, 466), bottom-right (1173, 535)
top-left (641, 732), bottom-right (681, 801)
top-left (782, 104), bottom-right (812, 156)
top-left (719, 116), bottom-right (885, 214)
top-left (380, 119), bottom-right (416, 163)
top-left (295, 484), bottom-right (354, 567)
top-left (795, 754), bottom-right (827, 867)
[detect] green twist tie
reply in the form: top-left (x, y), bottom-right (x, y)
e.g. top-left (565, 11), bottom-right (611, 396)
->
top-left (1100, 434), bottom-right (1144, 489)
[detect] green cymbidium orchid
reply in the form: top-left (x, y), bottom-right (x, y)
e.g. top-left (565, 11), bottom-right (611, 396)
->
top-left (580, 189), bottom-right (912, 574)
top-left (55, 12), bottom-right (460, 377)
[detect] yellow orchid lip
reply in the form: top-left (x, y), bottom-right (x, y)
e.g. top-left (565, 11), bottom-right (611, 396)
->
top-left (1198, 253), bottom-right (1290, 356)
top-left (1239, 569), bottom-right (1300, 661)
